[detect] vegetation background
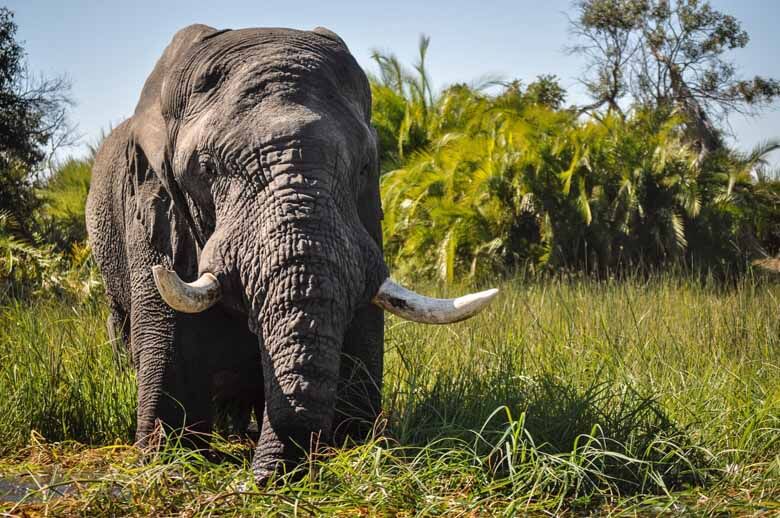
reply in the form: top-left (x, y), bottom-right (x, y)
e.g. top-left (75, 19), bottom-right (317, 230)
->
top-left (0, 1), bottom-right (778, 515)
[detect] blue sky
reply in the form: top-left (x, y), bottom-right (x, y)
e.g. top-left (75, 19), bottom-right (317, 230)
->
top-left (8, 0), bottom-right (780, 165)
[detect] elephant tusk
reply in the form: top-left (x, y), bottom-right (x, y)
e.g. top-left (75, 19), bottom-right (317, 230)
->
top-left (371, 278), bottom-right (498, 324)
top-left (151, 266), bottom-right (221, 313)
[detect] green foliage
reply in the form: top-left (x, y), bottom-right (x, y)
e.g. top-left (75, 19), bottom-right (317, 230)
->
top-left (37, 158), bottom-right (92, 251)
top-left (0, 155), bottom-right (96, 301)
top-left (687, 140), bottom-right (780, 267)
top-left (0, 210), bottom-right (100, 301)
top-left (370, 35), bottom-right (437, 168)
top-left (0, 8), bottom-right (45, 168)
top-left (0, 210), bottom-right (57, 297)
top-left (0, 298), bottom-right (135, 453)
top-left (514, 75), bottom-right (567, 109)
top-left (0, 275), bottom-right (777, 514)
top-left (382, 92), bottom-right (715, 280)
top-left (375, 41), bottom-right (780, 282)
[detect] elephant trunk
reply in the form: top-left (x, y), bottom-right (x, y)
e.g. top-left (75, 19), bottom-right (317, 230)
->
top-left (236, 193), bottom-right (371, 479)
top-left (251, 265), bottom-right (350, 478)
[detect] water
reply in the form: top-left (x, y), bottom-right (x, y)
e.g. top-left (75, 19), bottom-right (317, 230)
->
top-left (0, 475), bottom-right (80, 504)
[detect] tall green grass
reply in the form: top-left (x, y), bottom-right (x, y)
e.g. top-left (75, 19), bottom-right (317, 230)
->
top-left (0, 274), bottom-right (778, 514)
top-left (0, 299), bottom-right (135, 452)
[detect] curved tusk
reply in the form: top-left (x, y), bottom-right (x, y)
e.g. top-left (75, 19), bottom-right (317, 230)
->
top-left (753, 257), bottom-right (780, 273)
top-left (151, 265), bottom-right (221, 313)
top-left (371, 278), bottom-right (498, 324)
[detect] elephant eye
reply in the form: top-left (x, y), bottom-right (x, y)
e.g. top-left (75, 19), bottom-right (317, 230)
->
top-left (355, 162), bottom-right (371, 194)
top-left (198, 155), bottom-right (217, 176)
top-left (360, 159), bottom-right (374, 177)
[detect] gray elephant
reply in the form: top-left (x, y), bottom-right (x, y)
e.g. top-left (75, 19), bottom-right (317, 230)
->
top-left (86, 24), bottom-right (496, 482)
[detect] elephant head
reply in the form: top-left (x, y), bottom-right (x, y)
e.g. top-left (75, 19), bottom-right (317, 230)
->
top-left (129, 24), bottom-right (497, 479)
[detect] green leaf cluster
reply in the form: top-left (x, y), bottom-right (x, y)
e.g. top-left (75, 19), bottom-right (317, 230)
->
top-left (375, 40), bottom-right (780, 282)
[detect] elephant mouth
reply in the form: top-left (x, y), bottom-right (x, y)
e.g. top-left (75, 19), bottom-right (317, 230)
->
top-left (151, 265), bottom-right (498, 324)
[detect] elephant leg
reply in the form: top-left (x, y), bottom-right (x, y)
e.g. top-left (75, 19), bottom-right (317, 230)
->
top-left (211, 370), bottom-right (264, 437)
top-left (131, 301), bottom-right (181, 447)
top-left (133, 313), bottom-right (217, 449)
top-left (171, 312), bottom-right (219, 446)
top-left (234, 372), bottom-right (264, 440)
top-left (235, 371), bottom-right (265, 438)
top-left (334, 305), bottom-right (384, 444)
top-left (129, 261), bottom-right (214, 449)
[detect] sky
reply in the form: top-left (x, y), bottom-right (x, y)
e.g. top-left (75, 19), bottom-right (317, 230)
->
top-left (7, 0), bottom-right (780, 165)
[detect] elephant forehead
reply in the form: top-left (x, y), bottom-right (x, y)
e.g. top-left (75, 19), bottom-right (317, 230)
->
top-left (164, 28), bottom-right (369, 123)
top-left (185, 30), bottom-right (353, 94)
top-left (204, 52), bottom-right (335, 108)
top-left (252, 134), bottom-right (355, 172)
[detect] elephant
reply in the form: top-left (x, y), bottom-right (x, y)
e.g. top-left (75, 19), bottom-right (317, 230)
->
top-left (86, 23), bottom-right (497, 482)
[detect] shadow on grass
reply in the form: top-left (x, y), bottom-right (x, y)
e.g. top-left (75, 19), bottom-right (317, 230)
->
top-left (385, 362), bottom-right (709, 497)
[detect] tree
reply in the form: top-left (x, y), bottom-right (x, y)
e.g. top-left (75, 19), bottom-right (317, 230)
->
top-left (522, 75), bottom-right (568, 109)
top-left (38, 157), bottom-right (92, 251)
top-left (569, 0), bottom-right (780, 159)
top-left (370, 35), bottom-right (568, 172)
top-left (370, 35), bottom-right (436, 166)
top-left (0, 7), bottom-right (75, 235)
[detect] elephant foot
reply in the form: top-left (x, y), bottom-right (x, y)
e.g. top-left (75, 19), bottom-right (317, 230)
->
top-left (136, 417), bottom-right (213, 455)
top-left (251, 428), bottom-right (328, 485)
top-left (134, 418), bottom-right (165, 452)
top-left (251, 451), bottom-right (299, 486)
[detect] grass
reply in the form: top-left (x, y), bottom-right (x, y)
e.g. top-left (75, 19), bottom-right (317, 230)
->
top-left (0, 273), bottom-right (778, 515)
top-left (0, 298), bottom-right (135, 453)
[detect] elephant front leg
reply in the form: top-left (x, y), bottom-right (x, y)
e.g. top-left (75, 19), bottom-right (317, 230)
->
top-left (131, 296), bottom-right (180, 447)
top-left (132, 307), bottom-right (216, 449)
top-left (129, 256), bottom-right (214, 449)
top-left (334, 304), bottom-right (384, 444)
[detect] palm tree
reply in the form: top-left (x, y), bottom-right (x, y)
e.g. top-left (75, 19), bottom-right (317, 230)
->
top-left (370, 35), bottom-right (436, 163)
top-left (374, 38), bottom-right (780, 281)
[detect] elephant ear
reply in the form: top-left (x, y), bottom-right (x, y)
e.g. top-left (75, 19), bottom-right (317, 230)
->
top-left (357, 128), bottom-right (384, 248)
top-left (128, 24), bottom-right (221, 271)
top-left (312, 27), bottom-right (349, 50)
top-left (128, 25), bottom-right (224, 262)
top-left (129, 24), bottom-right (219, 174)
top-left (129, 143), bottom-right (197, 274)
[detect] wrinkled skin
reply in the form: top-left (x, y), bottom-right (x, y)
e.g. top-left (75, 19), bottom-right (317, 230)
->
top-left (86, 25), bottom-right (387, 481)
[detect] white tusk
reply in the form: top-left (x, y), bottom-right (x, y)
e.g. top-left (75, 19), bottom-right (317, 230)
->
top-left (753, 257), bottom-right (780, 272)
top-left (371, 278), bottom-right (498, 324)
top-left (151, 266), bottom-right (221, 313)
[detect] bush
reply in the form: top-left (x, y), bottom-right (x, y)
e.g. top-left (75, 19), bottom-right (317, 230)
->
top-left (374, 46), bottom-right (780, 282)
top-left (37, 157), bottom-right (92, 252)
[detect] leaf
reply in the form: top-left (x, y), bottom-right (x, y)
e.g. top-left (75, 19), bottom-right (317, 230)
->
top-left (577, 177), bottom-right (592, 225)
top-left (559, 148), bottom-right (581, 195)
top-left (670, 212), bottom-right (687, 251)
top-left (437, 226), bottom-right (459, 284)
